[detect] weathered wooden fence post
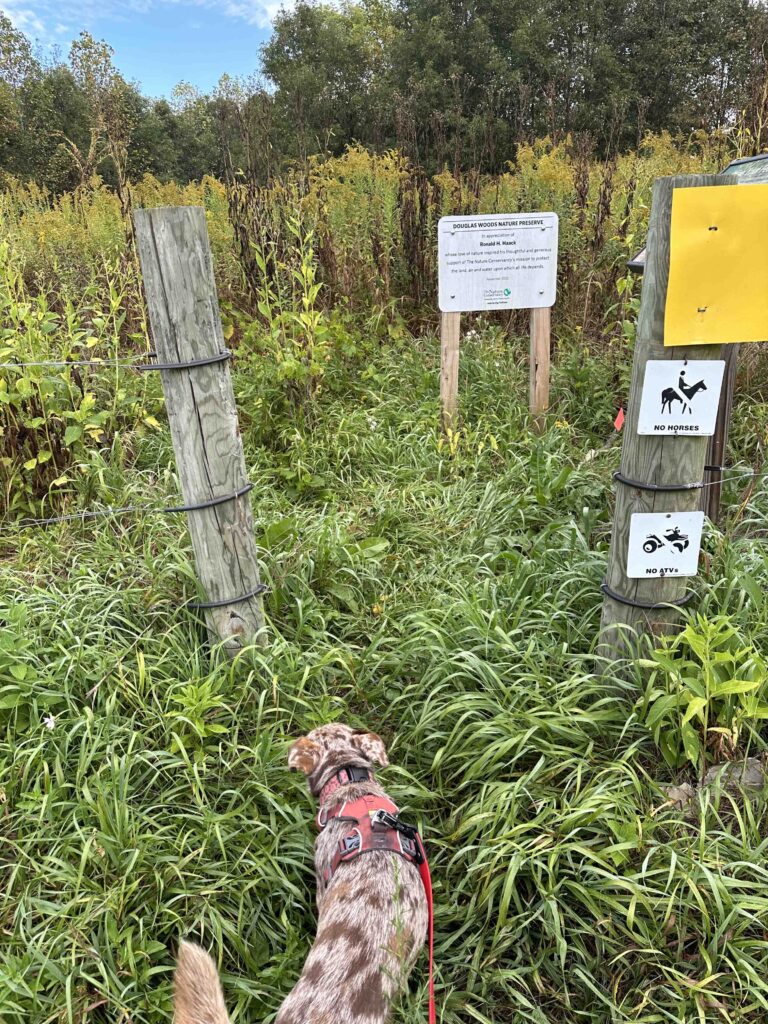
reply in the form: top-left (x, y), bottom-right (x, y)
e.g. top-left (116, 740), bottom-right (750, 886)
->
top-left (134, 206), bottom-right (265, 654)
top-left (599, 174), bottom-right (729, 659)
top-left (529, 306), bottom-right (551, 430)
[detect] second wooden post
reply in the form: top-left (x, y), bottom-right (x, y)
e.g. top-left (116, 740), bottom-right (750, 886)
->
top-left (599, 174), bottom-right (728, 658)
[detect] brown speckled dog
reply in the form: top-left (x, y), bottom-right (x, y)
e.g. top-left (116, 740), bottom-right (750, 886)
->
top-left (175, 724), bottom-right (429, 1024)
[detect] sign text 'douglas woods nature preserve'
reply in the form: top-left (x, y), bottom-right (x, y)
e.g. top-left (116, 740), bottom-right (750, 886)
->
top-left (438, 213), bottom-right (558, 313)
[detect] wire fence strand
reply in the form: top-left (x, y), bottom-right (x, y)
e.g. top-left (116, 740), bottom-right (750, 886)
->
top-left (0, 357), bottom-right (154, 370)
top-left (8, 468), bottom-right (767, 530)
top-left (14, 482), bottom-right (255, 528)
top-left (0, 350), bottom-right (231, 372)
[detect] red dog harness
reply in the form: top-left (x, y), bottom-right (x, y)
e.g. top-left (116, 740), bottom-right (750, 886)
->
top-left (316, 767), bottom-right (436, 1024)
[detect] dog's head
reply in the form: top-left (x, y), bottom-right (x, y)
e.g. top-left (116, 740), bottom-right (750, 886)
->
top-left (288, 723), bottom-right (389, 794)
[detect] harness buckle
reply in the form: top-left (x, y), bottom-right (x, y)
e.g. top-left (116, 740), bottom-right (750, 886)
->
top-left (371, 809), bottom-right (401, 832)
top-left (370, 809), bottom-right (424, 864)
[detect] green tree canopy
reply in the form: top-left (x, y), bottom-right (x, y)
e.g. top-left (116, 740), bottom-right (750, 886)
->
top-left (1, 0), bottom-right (767, 186)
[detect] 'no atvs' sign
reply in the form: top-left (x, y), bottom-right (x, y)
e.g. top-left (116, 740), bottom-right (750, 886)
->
top-left (626, 511), bottom-right (704, 578)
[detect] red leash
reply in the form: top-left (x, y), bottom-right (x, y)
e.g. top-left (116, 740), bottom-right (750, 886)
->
top-left (416, 835), bottom-right (436, 1024)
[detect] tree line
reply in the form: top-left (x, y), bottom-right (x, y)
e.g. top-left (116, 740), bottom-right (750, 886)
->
top-left (2, 0), bottom-right (768, 190)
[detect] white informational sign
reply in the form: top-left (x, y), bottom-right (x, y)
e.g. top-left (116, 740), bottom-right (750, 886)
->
top-left (626, 511), bottom-right (705, 579)
top-left (438, 213), bottom-right (558, 313)
top-left (637, 360), bottom-right (725, 435)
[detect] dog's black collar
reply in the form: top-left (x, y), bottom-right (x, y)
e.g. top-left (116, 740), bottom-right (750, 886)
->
top-left (338, 764), bottom-right (372, 784)
top-left (318, 764), bottom-right (373, 804)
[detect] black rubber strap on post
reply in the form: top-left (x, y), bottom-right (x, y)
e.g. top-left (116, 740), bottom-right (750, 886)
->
top-left (189, 582), bottom-right (268, 610)
top-left (613, 470), bottom-right (704, 492)
top-left (167, 482), bottom-right (254, 513)
top-left (136, 350), bottom-right (232, 371)
top-left (600, 580), bottom-right (695, 610)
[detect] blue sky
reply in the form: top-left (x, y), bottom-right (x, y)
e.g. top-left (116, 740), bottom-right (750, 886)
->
top-left (2, 0), bottom-right (283, 97)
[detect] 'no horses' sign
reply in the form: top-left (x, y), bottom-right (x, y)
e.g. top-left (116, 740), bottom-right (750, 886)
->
top-left (637, 360), bottom-right (725, 435)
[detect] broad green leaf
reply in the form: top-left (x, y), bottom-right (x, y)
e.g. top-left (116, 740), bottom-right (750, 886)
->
top-left (682, 696), bottom-right (708, 725)
top-left (711, 678), bottom-right (760, 697)
top-left (681, 723), bottom-right (701, 767)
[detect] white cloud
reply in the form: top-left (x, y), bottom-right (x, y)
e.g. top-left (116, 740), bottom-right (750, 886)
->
top-left (186, 0), bottom-right (294, 29)
top-left (1, 0), bottom-right (291, 41)
top-left (2, 0), bottom-right (47, 35)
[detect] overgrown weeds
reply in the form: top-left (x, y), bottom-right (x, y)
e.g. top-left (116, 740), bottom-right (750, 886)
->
top-left (0, 244), bottom-right (161, 514)
top-left (2, 332), bottom-right (768, 1022)
top-left (0, 131), bottom-right (715, 340)
top-left (3, 129), bottom-right (768, 1023)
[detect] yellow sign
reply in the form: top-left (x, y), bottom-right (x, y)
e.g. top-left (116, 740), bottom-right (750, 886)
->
top-left (664, 183), bottom-right (768, 346)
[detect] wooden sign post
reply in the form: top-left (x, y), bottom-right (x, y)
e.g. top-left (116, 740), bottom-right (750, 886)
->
top-left (437, 213), bottom-right (558, 431)
top-left (529, 306), bottom-right (551, 429)
top-left (440, 311), bottom-right (461, 429)
top-left (704, 343), bottom-right (739, 524)
top-left (599, 174), bottom-right (729, 658)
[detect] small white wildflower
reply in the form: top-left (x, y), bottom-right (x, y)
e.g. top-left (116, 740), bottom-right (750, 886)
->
top-left (43, 714), bottom-right (56, 731)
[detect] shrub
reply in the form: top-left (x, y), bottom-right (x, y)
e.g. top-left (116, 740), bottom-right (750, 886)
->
top-left (638, 613), bottom-right (768, 774)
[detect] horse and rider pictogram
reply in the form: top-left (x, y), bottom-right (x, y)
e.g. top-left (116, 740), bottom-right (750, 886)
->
top-left (660, 370), bottom-right (707, 415)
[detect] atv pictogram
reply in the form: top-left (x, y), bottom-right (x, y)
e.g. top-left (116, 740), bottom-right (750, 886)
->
top-left (643, 527), bottom-right (690, 555)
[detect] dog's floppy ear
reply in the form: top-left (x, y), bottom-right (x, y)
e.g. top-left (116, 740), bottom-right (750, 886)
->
top-left (351, 730), bottom-right (389, 767)
top-left (288, 736), bottom-right (322, 775)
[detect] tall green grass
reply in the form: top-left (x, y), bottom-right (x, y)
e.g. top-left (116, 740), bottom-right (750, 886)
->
top-left (2, 334), bottom-right (768, 1023)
